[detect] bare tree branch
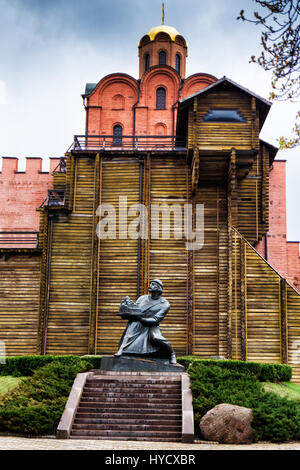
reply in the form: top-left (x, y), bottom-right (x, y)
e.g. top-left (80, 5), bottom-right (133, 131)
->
top-left (238, 0), bottom-right (300, 147)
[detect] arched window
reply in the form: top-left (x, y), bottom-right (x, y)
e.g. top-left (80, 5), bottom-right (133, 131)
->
top-left (113, 125), bottom-right (123, 146)
top-left (145, 53), bottom-right (150, 72)
top-left (175, 54), bottom-right (181, 74)
top-left (159, 50), bottom-right (166, 65)
top-left (156, 87), bottom-right (166, 110)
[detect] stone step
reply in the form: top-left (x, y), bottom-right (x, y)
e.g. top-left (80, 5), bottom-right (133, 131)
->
top-left (79, 401), bottom-right (181, 412)
top-left (69, 435), bottom-right (182, 442)
top-left (79, 396), bottom-right (181, 404)
top-left (84, 383), bottom-right (181, 391)
top-left (72, 423), bottom-right (182, 431)
top-left (74, 417), bottom-right (182, 425)
top-left (81, 391), bottom-right (180, 399)
top-left (86, 377), bottom-right (181, 385)
top-left (70, 429), bottom-right (182, 439)
top-left (68, 371), bottom-right (185, 442)
top-left (76, 411), bottom-right (182, 419)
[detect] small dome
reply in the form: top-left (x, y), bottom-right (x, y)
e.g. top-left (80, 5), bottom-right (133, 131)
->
top-left (147, 24), bottom-right (180, 41)
top-left (138, 24), bottom-right (187, 47)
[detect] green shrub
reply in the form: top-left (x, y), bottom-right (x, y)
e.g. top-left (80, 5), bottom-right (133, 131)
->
top-left (188, 361), bottom-right (300, 442)
top-left (0, 358), bottom-right (93, 435)
top-left (0, 355), bottom-right (102, 377)
top-left (177, 356), bottom-right (292, 383)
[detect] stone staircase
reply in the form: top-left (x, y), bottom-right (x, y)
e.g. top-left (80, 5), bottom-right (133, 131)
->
top-left (69, 372), bottom-right (183, 441)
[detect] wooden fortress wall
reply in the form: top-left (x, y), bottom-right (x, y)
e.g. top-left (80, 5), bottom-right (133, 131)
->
top-left (231, 228), bottom-right (300, 383)
top-left (0, 252), bottom-right (41, 355)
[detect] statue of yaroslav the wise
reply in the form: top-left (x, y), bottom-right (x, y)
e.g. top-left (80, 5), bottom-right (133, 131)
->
top-left (115, 279), bottom-right (176, 365)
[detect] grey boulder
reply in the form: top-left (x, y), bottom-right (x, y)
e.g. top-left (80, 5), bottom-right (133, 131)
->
top-left (200, 403), bottom-right (253, 444)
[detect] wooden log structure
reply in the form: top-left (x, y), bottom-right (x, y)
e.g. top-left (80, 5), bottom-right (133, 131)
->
top-left (0, 75), bottom-right (300, 383)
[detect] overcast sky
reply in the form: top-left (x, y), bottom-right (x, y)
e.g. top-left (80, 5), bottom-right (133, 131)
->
top-left (0, 0), bottom-right (299, 239)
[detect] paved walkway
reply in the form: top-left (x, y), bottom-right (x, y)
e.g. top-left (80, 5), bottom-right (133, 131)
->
top-left (0, 436), bottom-right (299, 450)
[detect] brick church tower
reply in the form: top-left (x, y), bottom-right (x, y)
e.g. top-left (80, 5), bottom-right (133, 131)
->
top-left (82, 22), bottom-right (216, 141)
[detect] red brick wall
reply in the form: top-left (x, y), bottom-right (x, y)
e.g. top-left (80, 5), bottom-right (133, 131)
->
top-left (287, 243), bottom-right (300, 292)
top-left (86, 70), bottom-right (216, 138)
top-left (0, 157), bottom-right (59, 231)
top-left (256, 160), bottom-right (300, 292)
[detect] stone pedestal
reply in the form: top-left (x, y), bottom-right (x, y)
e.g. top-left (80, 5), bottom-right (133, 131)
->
top-left (99, 355), bottom-right (185, 373)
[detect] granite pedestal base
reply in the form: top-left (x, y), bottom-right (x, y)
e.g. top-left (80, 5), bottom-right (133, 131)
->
top-left (99, 355), bottom-right (185, 373)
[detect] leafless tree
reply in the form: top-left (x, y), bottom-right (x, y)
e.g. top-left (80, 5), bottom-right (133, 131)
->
top-left (238, 1), bottom-right (300, 147)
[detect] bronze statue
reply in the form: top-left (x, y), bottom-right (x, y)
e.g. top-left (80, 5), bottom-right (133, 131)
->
top-left (115, 279), bottom-right (176, 365)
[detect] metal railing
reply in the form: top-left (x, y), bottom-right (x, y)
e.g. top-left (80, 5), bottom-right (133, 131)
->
top-left (51, 157), bottom-right (67, 175)
top-left (0, 231), bottom-right (39, 248)
top-left (67, 135), bottom-right (187, 152)
top-left (40, 190), bottom-right (66, 208)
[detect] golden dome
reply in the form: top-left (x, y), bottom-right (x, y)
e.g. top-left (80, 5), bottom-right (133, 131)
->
top-left (138, 24), bottom-right (186, 47)
top-left (147, 24), bottom-right (180, 41)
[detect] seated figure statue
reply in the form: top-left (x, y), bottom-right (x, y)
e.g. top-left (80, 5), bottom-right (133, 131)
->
top-left (115, 279), bottom-right (176, 365)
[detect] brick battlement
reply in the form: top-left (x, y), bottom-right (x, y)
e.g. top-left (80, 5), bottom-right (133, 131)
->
top-left (0, 156), bottom-right (60, 174)
top-left (0, 156), bottom-right (60, 231)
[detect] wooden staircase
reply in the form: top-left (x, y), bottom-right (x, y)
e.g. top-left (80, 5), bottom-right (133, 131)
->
top-left (69, 372), bottom-right (183, 441)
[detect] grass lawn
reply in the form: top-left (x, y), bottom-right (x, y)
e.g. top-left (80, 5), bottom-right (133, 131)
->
top-left (283, 382), bottom-right (300, 394)
top-left (263, 382), bottom-right (300, 401)
top-left (0, 376), bottom-right (24, 398)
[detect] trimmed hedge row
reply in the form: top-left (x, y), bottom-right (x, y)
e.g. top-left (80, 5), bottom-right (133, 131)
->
top-left (0, 355), bottom-right (102, 377)
top-left (0, 359), bottom-right (94, 435)
top-left (177, 356), bottom-right (292, 382)
top-left (0, 355), bottom-right (292, 382)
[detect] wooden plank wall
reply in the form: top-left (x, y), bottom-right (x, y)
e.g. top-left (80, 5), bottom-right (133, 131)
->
top-left (96, 157), bottom-right (140, 354)
top-left (231, 228), bottom-right (300, 383)
top-left (194, 90), bottom-right (253, 150)
top-left (232, 231), bottom-right (242, 360)
top-left (287, 285), bottom-right (300, 383)
top-left (245, 242), bottom-right (281, 363)
top-left (0, 253), bottom-right (40, 355)
top-left (237, 145), bottom-right (270, 245)
top-left (193, 185), bottom-right (228, 357)
top-left (148, 156), bottom-right (189, 355)
top-left (45, 157), bottom-right (96, 355)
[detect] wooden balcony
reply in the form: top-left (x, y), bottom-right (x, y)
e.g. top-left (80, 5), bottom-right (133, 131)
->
top-left (67, 135), bottom-right (187, 153)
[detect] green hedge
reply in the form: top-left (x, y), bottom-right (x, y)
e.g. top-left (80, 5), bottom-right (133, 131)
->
top-left (0, 359), bottom-right (94, 435)
top-left (177, 356), bottom-right (292, 382)
top-left (188, 361), bottom-right (300, 442)
top-left (0, 355), bottom-right (102, 377)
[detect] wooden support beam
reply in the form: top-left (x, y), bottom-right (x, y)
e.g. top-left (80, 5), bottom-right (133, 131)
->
top-left (37, 211), bottom-right (49, 354)
top-left (88, 153), bottom-right (100, 355)
top-left (94, 155), bottom-right (103, 354)
top-left (191, 147), bottom-right (199, 194)
top-left (251, 97), bottom-right (258, 150)
top-left (261, 144), bottom-right (269, 227)
top-left (280, 278), bottom-right (288, 364)
top-left (240, 239), bottom-right (247, 361)
top-left (227, 149), bottom-right (238, 359)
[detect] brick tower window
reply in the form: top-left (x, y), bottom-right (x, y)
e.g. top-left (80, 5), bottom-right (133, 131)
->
top-left (113, 125), bottom-right (123, 146)
top-left (156, 87), bottom-right (166, 110)
top-left (175, 54), bottom-right (181, 74)
top-left (145, 53), bottom-right (150, 72)
top-left (159, 50), bottom-right (166, 65)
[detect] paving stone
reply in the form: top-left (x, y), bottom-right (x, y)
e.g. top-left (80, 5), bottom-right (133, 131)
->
top-left (0, 436), bottom-right (299, 450)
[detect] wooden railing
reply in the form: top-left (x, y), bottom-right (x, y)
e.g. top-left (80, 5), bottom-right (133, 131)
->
top-left (67, 135), bottom-right (187, 152)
